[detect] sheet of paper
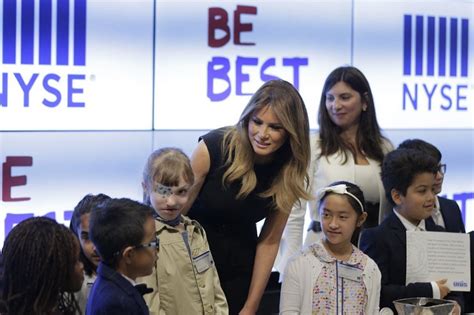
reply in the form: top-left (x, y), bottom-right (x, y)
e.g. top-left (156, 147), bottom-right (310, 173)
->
top-left (406, 231), bottom-right (470, 292)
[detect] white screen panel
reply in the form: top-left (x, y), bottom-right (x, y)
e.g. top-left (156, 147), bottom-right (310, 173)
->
top-left (0, 0), bottom-right (154, 130)
top-left (154, 0), bottom-right (352, 130)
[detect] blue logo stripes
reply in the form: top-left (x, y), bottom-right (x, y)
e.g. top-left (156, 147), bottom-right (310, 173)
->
top-left (2, 0), bottom-right (86, 66)
top-left (403, 15), bottom-right (468, 77)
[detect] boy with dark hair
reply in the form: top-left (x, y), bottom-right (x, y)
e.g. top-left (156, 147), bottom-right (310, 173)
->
top-left (86, 198), bottom-right (157, 315)
top-left (360, 148), bottom-right (463, 313)
top-left (397, 139), bottom-right (465, 233)
top-left (70, 193), bottom-right (111, 314)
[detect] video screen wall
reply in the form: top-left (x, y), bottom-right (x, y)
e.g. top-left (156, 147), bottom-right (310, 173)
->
top-left (0, 0), bottom-right (473, 246)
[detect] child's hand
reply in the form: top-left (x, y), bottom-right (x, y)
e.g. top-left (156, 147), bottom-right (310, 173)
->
top-left (449, 301), bottom-right (461, 315)
top-left (435, 278), bottom-right (450, 298)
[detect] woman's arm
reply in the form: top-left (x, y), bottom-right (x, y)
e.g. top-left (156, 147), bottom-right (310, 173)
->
top-left (275, 199), bottom-right (307, 276)
top-left (239, 209), bottom-right (290, 314)
top-left (279, 257), bottom-right (303, 314)
top-left (276, 133), bottom-right (319, 277)
top-left (182, 140), bottom-right (210, 215)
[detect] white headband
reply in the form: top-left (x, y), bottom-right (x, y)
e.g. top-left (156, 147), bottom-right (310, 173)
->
top-left (316, 184), bottom-right (365, 213)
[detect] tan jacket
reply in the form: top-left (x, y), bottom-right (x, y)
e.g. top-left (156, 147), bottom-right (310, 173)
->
top-left (138, 215), bottom-right (228, 315)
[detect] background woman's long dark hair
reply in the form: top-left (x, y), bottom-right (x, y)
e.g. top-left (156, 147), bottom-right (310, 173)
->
top-left (318, 66), bottom-right (388, 163)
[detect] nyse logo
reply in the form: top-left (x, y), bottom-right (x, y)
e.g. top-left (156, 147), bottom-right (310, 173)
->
top-left (403, 15), bottom-right (468, 77)
top-left (402, 14), bottom-right (470, 112)
top-left (1, 0), bottom-right (87, 108)
top-left (453, 280), bottom-right (468, 288)
top-left (3, 0), bottom-right (86, 66)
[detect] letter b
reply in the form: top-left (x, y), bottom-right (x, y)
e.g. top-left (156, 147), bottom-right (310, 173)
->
top-left (208, 8), bottom-right (231, 47)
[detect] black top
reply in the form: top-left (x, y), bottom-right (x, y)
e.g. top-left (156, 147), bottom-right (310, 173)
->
top-left (188, 127), bottom-right (284, 277)
top-left (189, 127), bottom-right (283, 225)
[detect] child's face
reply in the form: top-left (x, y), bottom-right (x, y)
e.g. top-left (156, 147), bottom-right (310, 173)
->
top-left (132, 216), bottom-right (158, 277)
top-left (393, 172), bottom-right (436, 225)
top-left (78, 213), bottom-right (101, 267)
top-left (66, 239), bottom-right (85, 292)
top-left (149, 176), bottom-right (191, 221)
top-left (320, 194), bottom-right (364, 247)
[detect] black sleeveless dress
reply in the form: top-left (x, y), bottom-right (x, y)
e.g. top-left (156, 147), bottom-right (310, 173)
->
top-left (188, 127), bottom-right (283, 314)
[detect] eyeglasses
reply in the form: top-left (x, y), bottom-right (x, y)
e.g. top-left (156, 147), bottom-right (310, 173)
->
top-left (113, 237), bottom-right (160, 257)
top-left (439, 164), bottom-right (447, 175)
top-left (134, 237), bottom-right (160, 251)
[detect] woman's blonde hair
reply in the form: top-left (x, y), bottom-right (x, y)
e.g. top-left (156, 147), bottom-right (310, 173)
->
top-left (142, 147), bottom-right (194, 206)
top-left (222, 79), bottom-right (311, 213)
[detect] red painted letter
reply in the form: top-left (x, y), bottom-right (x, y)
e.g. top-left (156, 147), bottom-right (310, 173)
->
top-left (2, 156), bottom-right (33, 201)
top-left (208, 7), bottom-right (230, 47)
top-left (233, 5), bottom-right (257, 46)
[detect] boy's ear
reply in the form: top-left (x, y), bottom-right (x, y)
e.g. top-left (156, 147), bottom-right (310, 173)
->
top-left (357, 212), bottom-right (368, 227)
top-left (391, 188), bottom-right (403, 206)
top-left (122, 246), bottom-right (135, 264)
top-left (141, 181), bottom-right (147, 192)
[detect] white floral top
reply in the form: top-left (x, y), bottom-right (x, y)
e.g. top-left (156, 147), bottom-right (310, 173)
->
top-left (311, 242), bottom-right (368, 315)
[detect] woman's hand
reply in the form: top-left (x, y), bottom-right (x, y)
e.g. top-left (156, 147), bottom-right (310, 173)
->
top-left (240, 209), bottom-right (290, 315)
top-left (239, 304), bottom-right (257, 315)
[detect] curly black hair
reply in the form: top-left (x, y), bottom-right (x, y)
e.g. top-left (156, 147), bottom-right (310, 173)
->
top-left (1, 217), bottom-right (81, 315)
